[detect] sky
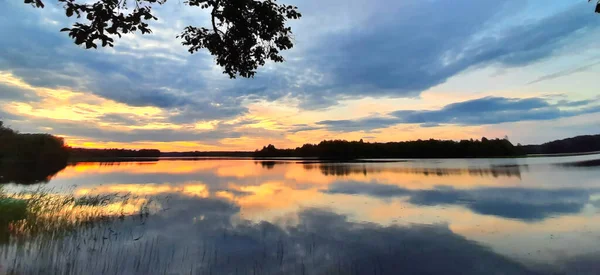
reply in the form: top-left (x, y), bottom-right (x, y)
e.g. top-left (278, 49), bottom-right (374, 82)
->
top-left (1, 0), bottom-right (599, 151)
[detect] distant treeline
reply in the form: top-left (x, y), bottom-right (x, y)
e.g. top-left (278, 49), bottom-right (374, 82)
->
top-left (0, 121), bottom-right (69, 184)
top-left (520, 134), bottom-right (600, 155)
top-left (161, 151), bottom-right (254, 158)
top-left (254, 138), bottom-right (522, 159)
top-left (69, 149), bottom-right (257, 160)
top-left (68, 148), bottom-right (161, 160)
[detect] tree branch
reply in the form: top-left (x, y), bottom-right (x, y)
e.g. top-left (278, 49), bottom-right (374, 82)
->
top-left (210, 0), bottom-right (224, 38)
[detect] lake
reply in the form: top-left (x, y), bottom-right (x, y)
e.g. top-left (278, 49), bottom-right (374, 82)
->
top-left (2, 154), bottom-right (600, 274)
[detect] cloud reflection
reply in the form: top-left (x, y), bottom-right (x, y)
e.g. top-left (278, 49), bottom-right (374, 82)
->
top-left (324, 182), bottom-right (591, 221)
top-left (2, 197), bottom-right (538, 275)
top-left (76, 183), bottom-right (210, 198)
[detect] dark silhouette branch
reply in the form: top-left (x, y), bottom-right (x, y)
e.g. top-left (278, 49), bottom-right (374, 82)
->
top-left (210, 0), bottom-right (224, 38)
top-left (23, 0), bottom-right (301, 78)
top-left (591, 0), bottom-right (600, 13)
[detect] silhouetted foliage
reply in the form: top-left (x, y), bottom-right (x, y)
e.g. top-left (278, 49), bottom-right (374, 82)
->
top-left (254, 138), bottom-right (523, 159)
top-left (257, 160), bottom-right (281, 169)
top-left (0, 122), bottom-right (69, 164)
top-left (0, 121), bottom-right (69, 184)
top-left (592, 0), bottom-right (600, 13)
top-left (312, 163), bottom-right (523, 178)
top-left (520, 134), bottom-right (600, 155)
top-left (161, 151), bottom-right (253, 157)
top-left (68, 147), bottom-right (161, 160)
top-left (561, 159), bottom-right (600, 167)
top-left (24, 0), bottom-right (301, 78)
top-left (0, 162), bottom-right (67, 185)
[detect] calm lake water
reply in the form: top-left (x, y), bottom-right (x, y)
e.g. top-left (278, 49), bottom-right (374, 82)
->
top-left (2, 154), bottom-right (600, 274)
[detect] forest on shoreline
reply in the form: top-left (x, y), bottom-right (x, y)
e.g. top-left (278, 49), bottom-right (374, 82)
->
top-left (253, 135), bottom-right (600, 158)
top-left (520, 134), bottom-right (600, 155)
top-left (0, 122), bottom-right (68, 184)
top-left (2, 120), bottom-right (600, 165)
top-left (253, 138), bottom-right (522, 158)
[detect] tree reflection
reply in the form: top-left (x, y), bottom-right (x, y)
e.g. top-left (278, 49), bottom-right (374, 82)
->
top-left (256, 161), bottom-right (287, 170)
top-left (1, 195), bottom-right (538, 274)
top-left (0, 161), bottom-right (67, 185)
top-left (314, 163), bottom-right (524, 178)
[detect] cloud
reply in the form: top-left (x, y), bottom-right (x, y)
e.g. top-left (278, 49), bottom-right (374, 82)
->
top-left (0, 2), bottom-right (223, 115)
top-left (98, 113), bottom-right (154, 126)
top-left (2, 0), bottom-right (600, 146)
top-left (317, 117), bottom-right (399, 132)
top-left (317, 96), bottom-right (600, 132)
top-left (0, 108), bottom-right (26, 124)
top-left (7, 117), bottom-right (242, 143)
top-left (3, 0), bottom-right (599, 114)
top-left (527, 60), bottom-right (600, 85)
top-left (0, 83), bottom-right (39, 102)
top-left (288, 124), bottom-right (323, 133)
top-left (323, 182), bottom-right (592, 221)
top-left (168, 100), bottom-right (248, 124)
top-left (230, 1), bottom-right (600, 108)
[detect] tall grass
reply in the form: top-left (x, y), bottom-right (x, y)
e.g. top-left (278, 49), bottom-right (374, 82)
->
top-left (0, 188), bottom-right (152, 244)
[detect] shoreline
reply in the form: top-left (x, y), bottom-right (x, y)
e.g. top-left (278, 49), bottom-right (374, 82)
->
top-left (63, 150), bottom-right (600, 163)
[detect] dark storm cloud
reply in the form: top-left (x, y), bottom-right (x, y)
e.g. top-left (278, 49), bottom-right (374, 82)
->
top-left (317, 96), bottom-right (600, 131)
top-left (323, 181), bottom-right (592, 221)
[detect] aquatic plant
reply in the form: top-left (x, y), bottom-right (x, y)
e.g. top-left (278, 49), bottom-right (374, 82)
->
top-left (0, 188), bottom-right (152, 244)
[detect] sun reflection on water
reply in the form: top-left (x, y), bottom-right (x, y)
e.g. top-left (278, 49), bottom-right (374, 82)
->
top-left (2, 156), bottom-right (600, 274)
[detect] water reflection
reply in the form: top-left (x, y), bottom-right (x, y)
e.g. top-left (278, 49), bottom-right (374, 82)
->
top-left (2, 155), bottom-right (600, 274)
top-left (2, 195), bottom-right (537, 275)
top-left (0, 161), bottom-right (66, 185)
top-left (258, 161), bottom-right (287, 169)
top-left (313, 163), bottom-right (524, 178)
top-left (559, 159), bottom-right (600, 167)
top-left (324, 182), bottom-right (591, 221)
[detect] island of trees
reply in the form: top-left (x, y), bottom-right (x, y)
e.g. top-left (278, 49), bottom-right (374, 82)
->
top-left (254, 138), bottom-right (523, 159)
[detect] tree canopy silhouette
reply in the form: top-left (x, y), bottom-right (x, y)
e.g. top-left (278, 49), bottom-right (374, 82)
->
top-left (67, 147), bottom-right (161, 160)
top-left (0, 121), bottom-right (69, 184)
top-left (520, 134), bottom-right (600, 155)
top-left (23, 0), bottom-right (301, 78)
top-left (254, 138), bottom-right (524, 159)
top-left (592, 0), bottom-right (600, 13)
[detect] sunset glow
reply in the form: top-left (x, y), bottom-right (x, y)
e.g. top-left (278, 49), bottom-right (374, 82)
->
top-left (1, 1), bottom-right (599, 151)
